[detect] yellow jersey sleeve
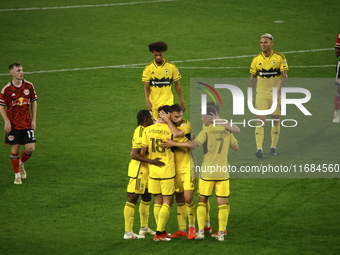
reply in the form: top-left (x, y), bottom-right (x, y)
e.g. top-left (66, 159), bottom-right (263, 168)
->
top-left (128, 126), bottom-right (148, 178)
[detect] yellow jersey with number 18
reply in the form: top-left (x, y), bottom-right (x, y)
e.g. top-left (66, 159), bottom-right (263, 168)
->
top-left (142, 123), bottom-right (186, 179)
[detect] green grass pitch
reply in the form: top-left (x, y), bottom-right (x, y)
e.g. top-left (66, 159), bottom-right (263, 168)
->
top-left (0, 0), bottom-right (339, 254)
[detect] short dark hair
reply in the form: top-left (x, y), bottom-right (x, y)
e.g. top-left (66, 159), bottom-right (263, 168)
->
top-left (137, 110), bottom-right (151, 126)
top-left (148, 41), bottom-right (168, 53)
top-left (207, 105), bottom-right (217, 116)
top-left (169, 104), bottom-right (182, 113)
top-left (158, 105), bottom-right (170, 114)
top-left (8, 63), bottom-right (21, 71)
top-left (207, 101), bottom-right (220, 114)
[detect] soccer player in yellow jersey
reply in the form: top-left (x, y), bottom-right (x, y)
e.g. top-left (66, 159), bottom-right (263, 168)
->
top-left (162, 106), bottom-right (239, 241)
top-left (142, 41), bottom-right (186, 120)
top-left (160, 104), bottom-right (196, 240)
top-left (249, 33), bottom-right (288, 158)
top-left (194, 106), bottom-right (238, 241)
top-left (202, 102), bottom-right (239, 237)
top-left (123, 110), bottom-right (165, 240)
top-left (141, 106), bottom-right (187, 242)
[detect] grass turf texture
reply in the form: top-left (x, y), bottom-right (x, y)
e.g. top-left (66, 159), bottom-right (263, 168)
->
top-left (0, 0), bottom-right (339, 254)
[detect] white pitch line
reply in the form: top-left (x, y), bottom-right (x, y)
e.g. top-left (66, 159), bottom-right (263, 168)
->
top-left (0, 0), bottom-right (175, 12)
top-left (179, 65), bottom-right (334, 69)
top-left (172, 48), bottom-right (334, 63)
top-left (0, 48), bottom-right (334, 76)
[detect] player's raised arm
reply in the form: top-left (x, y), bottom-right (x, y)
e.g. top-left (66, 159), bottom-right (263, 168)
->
top-left (159, 110), bottom-right (184, 138)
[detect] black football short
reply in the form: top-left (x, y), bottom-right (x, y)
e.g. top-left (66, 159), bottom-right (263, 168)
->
top-left (5, 129), bottom-right (36, 145)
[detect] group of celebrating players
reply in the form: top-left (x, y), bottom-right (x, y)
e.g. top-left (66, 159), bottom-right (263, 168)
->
top-left (123, 41), bottom-right (240, 242)
top-left (123, 31), bottom-right (340, 242)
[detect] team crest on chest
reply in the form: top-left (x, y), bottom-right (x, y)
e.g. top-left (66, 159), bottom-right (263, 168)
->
top-left (24, 89), bottom-right (30, 95)
top-left (272, 60), bottom-right (276, 66)
top-left (164, 69), bottom-right (169, 75)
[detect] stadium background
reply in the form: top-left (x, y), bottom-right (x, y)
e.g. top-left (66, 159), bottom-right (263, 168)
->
top-left (0, 0), bottom-right (339, 254)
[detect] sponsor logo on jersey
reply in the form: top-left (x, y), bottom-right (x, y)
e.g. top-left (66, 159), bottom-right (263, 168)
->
top-left (258, 68), bottom-right (280, 78)
top-left (150, 77), bottom-right (172, 87)
top-left (12, 97), bottom-right (30, 107)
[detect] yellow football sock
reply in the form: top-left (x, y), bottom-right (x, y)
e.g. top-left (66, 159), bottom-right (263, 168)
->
top-left (153, 204), bottom-right (162, 225)
top-left (139, 200), bottom-right (150, 228)
top-left (271, 123), bottom-right (280, 147)
top-left (156, 204), bottom-right (171, 232)
top-left (226, 204), bottom-right (230, 230)
top-left (205, 199), bottom-right (210, 225)
top-left (186, 201), bottom-right (196, 226)
top-left (124, 202), bottom-right (135, 232)
top-left (197, 202), bottom-right (207, 231)
top-left (177, 202), bottom-right (187, 230)
top-left (218, 204), bottom-right (229, 232)
top-left (255, 126), bottom-right (264, 149)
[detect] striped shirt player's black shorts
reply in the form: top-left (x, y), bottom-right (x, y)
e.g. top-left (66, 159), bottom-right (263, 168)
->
top-left (5, 129), bottom-right (36, 145)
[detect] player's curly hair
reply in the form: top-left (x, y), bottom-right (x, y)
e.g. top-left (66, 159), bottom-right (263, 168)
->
top-left (137, 110), bottom-right (152, 126)
top-left (148, 41), bottom-right (168, 52)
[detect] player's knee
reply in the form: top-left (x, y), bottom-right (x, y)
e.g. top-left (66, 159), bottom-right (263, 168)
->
top-left (126, 193), bottom-right (139, 204)
top-left (141, 192), bottom-right (152, 202)
top-left (175, 192), bottom-right (184, 203)
top-left (185, 197), bottom-right (193, 205)
top-left (25, 144), bottom-right (35, 155)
